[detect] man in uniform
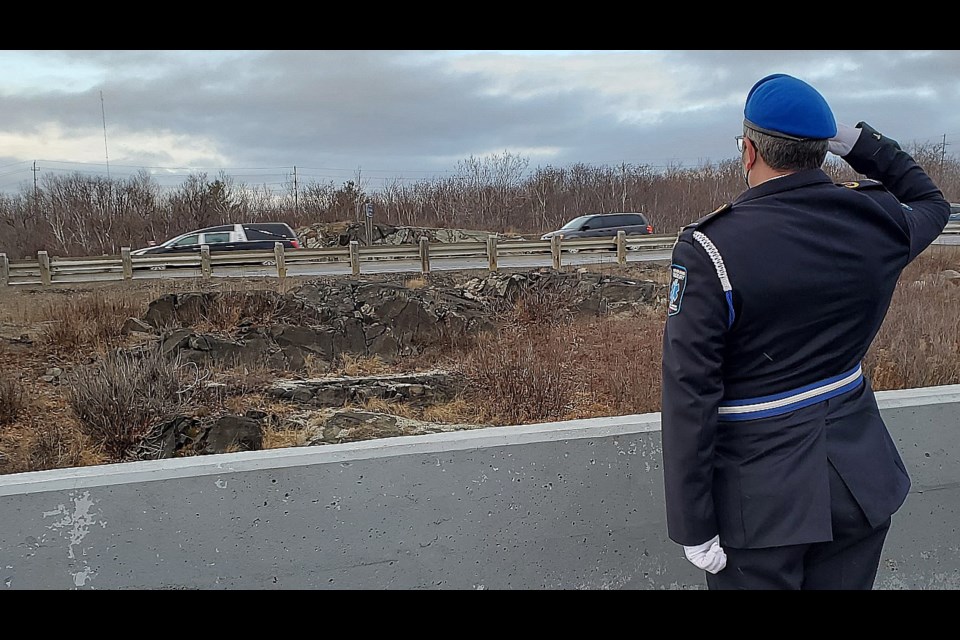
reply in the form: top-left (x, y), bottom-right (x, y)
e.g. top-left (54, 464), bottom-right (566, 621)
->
top-left (660, 73), bottom-right (951, 589)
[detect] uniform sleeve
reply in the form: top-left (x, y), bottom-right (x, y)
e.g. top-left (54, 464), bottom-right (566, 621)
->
top-left (660, 236), bottom-right (729, 546)
top-left (843, 121), bottom-right (951, 261)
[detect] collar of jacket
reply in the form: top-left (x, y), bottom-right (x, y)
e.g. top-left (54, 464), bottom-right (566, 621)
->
top-left (733, 168), bottom-right (832, 205)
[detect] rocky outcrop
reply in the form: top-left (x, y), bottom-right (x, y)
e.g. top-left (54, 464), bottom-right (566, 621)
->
top-left (461, 269), bottom-right (660, 316)
top-left (267, 371), bottom-right (463, 408)
top-left (138, 269), bottom-right (663, 371)
top-left (296, 221), bottom-right (527, 248)
top-left (143, 279), bottom-right (495, 369)
top-left (295, 408), bottom-right (489, 445)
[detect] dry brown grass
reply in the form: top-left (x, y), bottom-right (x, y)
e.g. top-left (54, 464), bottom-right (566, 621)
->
top-left (404, 276), bottom-right (428, 290)
top-left (0, 376), bottom-right (25, 425)
top-left (455, 301), bottom-right (666, 426)
top-left (0, 389), bottom-right (104, 473)
top-left (262, 425), bottom-right (312, 450)
top-left (339, 354), bottom-right (393, 376)
top-left (420, 397), bottom-right (480, 424)
top-left (865, 246), bottom-right (960, 390)
top-left (358, 396), bottom-right (418, 418)
top-left (168, 289), bottom-right (321, 335)
top-left (34, 290), bottom-right (145, 355)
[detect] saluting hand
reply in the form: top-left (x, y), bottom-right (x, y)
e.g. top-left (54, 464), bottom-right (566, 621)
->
top-left (827, 122), bottom-right (863, 157)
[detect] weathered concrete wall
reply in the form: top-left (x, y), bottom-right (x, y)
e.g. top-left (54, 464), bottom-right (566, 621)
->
top-left (1, 385), bottom-right (958, 590)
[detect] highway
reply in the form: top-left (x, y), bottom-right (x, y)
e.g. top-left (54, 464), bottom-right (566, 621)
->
top-left (5, 227), bottom-right (956, 286)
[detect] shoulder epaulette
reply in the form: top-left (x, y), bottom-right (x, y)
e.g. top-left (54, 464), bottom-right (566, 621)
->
top-left (680, 203), bottom-right (731, 238)
top-left (837, 178), bottom-right (884, 191)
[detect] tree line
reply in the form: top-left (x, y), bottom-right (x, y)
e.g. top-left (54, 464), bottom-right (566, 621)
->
top-left (1, 143), bottom-right (957, 259)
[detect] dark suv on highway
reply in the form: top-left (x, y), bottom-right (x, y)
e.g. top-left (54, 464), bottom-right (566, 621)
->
top-left (540, 212), bottom-right (654, 240)
top-left (131, 222), bottom-right (301, 256)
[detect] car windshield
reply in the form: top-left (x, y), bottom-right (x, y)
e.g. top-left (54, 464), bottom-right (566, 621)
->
top-left (560, 216), bottom-right (590, 231)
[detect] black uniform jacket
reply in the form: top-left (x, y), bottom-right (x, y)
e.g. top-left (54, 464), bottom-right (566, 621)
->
top-left (661, 122), bottom-right (951, 549)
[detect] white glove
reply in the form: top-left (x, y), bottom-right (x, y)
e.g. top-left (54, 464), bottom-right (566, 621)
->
top-left (828, 123), bottom-right (862, 157)
top-left (683, 534), bottom-right (727, 574)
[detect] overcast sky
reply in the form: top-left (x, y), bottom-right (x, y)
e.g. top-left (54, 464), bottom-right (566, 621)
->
top-left (1, 50), bottom-right (958, 197)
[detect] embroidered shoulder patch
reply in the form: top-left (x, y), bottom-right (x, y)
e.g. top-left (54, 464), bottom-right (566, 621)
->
top-left (667, 264), bottom-right (688, 316)
top-left (839, 179), bottom-right (883, 190)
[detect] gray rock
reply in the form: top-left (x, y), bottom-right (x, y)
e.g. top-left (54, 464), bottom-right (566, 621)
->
top-left (204, 415), bottom-right (263, 454)
top-left (122, 317), bottom-right (154, 335)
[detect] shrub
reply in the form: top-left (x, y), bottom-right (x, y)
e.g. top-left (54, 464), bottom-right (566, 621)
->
top-left (459, 323), bottom-right (576, 425)
top-left (501, 277), bottom-right (578, 327)
top-left (0, 377), bottom-right (25, 425)
top-left (67, 345), bottom-right (187, 461)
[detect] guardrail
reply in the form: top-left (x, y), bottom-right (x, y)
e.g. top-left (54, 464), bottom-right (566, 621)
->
top-left (0, 232), bottom-right (677, 287)
top-left (3, 221), bottom-right (958, 288)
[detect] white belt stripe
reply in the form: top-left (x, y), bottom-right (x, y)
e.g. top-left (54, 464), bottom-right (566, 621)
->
top-left (717, 364), bottom-right (863, 416)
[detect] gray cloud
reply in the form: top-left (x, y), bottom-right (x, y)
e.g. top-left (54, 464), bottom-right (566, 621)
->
top-left (0, 50), bottom-right (958, 194)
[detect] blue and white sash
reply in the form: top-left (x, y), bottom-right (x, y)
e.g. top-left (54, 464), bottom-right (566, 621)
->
top-left (717, 363), bottom-right (864, 422)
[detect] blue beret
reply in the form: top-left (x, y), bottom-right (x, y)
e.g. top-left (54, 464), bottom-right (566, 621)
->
top-left (744, 73), bottom-right (837, 140)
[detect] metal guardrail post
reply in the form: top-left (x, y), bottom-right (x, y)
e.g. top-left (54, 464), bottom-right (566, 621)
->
top-left (349, 241), bottom-right (360, 276)
top-left (617, 231), bottom-right (626, 265)
top-left (200, 245), bottom-right (212, 280)
top-left (487, 235), bottom-right (498, 272)
top-left (551, 236), bottom-right (561, 270)
top-left (419, 237), bottom-right (430, 274)
top-left (121, 247), bottom-right (133, 280)
top-left (0, 253), bottom-right (8, 287)
top-left (274, 242), bottom-right (287, 279)
top-left (38, 251), bottom-right (51, 286)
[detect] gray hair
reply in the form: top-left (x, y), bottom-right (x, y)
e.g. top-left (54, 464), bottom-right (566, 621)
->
top-left (745, 126), bottom-right (828, 171)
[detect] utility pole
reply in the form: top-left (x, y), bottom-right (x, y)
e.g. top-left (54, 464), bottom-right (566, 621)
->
top-left (32, 161), bottom-right (38, 202)
top-left (941, 133), bottom-right (948, 177)
top-left (100, 90), bottom-right (110, 180)
top-left (293, 166), bottom-right (299, 217)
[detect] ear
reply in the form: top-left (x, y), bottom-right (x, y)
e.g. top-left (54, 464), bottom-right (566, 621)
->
top-left (745, 138), bottom-right (759, 168)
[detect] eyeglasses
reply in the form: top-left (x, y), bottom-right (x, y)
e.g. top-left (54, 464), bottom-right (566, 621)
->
top-left (735, 135), bottom-right (748, 153)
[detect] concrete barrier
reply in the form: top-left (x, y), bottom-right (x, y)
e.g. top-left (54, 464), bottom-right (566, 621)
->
top-left (1, 385), bottom-right (958, 590)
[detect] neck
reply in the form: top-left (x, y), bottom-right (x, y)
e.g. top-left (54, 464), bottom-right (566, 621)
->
top-left (747, 165), bottom-right (794, 188)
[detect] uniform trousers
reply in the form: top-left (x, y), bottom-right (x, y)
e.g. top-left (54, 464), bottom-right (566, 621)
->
top-left (705, 460), bottom-right (892, 590)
